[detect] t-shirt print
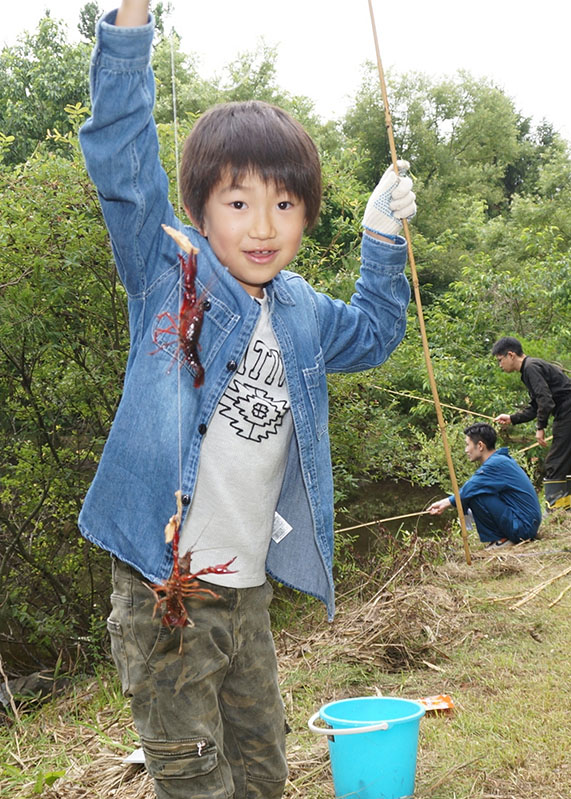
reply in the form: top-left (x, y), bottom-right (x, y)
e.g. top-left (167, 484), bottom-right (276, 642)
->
top-left (218, 337), bottom-right (290, 442)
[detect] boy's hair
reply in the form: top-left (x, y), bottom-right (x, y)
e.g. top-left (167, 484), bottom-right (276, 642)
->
top-left (180, 100), bottom-right (322, 231)
top-left (464, 423), bottom-right (497, 451)
top-left (491, 336), bottom-right (523, 357)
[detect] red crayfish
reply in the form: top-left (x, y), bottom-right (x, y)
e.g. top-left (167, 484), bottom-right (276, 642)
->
top-left (153, 225), bottom-right (208, 387)
top-left (148, 491), bottom-right (237, 651)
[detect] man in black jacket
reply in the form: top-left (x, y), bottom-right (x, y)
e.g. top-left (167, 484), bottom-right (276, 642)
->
top-left (492, 336), bottom-right (571, 510)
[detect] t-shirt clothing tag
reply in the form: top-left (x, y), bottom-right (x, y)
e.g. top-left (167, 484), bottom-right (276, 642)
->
top-left (272, 512), bottom-right (292, 543)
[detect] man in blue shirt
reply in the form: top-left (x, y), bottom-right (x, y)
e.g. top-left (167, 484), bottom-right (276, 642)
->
top-left (428, 423), bottom-right (541, 549)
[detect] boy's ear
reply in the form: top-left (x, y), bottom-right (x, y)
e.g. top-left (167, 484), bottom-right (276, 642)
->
top-left (184, 204), bottom-right (205, 235)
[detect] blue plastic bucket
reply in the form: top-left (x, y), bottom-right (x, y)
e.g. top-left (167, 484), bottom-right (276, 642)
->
top-left (308, 696), bottom-right (425, 799)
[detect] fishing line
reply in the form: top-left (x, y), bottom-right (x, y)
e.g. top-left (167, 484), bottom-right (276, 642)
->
top-left (169, 27), bottom-right (184, 497)
top-left (169, 30), bottom-right (183, 218)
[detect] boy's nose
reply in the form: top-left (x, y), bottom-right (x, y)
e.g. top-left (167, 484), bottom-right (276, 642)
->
top-left (249, 208), bottom-right (275, 239)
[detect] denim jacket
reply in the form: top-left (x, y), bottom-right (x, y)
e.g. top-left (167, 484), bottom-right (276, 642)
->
top-left (78, 11), bottom-right (410, 620)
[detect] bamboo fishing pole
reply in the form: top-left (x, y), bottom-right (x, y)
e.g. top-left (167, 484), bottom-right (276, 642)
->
top-left (337, 510), bottom-right (431, 534)
top-left (375, 384), bottom-right (551, 452)
top-left (518, 434), bottom-right (553, 453)
top-left (372, 385), bottom-right (495, 420)
top-left (367, 0), bottom-right (471, 564)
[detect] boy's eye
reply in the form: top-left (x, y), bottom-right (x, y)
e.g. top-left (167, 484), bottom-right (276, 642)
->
top-left (230, 201), bottom-right (246, 209)
top-left (277, 201), bottom-right (293, 210)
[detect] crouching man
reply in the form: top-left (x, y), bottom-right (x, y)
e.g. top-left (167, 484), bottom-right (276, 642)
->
top-left (428, 423), bottom-right (541, 549)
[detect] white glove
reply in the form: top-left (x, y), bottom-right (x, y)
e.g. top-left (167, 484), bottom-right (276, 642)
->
top-left (362, 159), bottom-right (416, 237)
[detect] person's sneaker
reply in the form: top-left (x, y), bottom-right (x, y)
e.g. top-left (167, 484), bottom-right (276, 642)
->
top-left (484, 538), bottom-right (514, 550)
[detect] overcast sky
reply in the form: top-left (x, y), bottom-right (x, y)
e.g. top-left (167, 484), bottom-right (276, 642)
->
top-left (4, 1), bottom-right (570, 143)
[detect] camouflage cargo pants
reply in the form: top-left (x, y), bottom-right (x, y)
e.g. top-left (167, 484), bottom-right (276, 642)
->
top-left (107, 558), bottom-right (288, 799)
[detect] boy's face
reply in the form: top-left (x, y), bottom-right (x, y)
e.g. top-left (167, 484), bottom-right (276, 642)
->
top-left (196, 171), bottom-right (306, 298)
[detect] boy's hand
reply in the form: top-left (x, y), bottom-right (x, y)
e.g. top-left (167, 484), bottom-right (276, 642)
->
top-left (363, 160), bottom-right (416, 237)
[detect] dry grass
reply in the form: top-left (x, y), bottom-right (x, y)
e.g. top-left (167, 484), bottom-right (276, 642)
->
top-left (2, 513), bottom-right (570, 799)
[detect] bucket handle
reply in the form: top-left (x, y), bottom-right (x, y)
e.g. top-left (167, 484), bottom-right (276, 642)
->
top-left (308, 710), bottom-right (389, 736)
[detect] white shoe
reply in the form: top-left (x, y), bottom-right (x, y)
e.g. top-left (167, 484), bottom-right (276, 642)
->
top-left (484, 538), bottom-right (514, 550)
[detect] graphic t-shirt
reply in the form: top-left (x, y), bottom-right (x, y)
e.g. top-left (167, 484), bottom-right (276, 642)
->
top-left (179, 294), bottom-right (293, 586)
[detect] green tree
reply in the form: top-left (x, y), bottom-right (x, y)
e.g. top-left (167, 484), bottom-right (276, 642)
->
top-left (0, 125), bottom-right (127, 667)
top-left (151, 1), bottom-right (172, 38)
top-left (151, 33), bottom-right (214, 124)
top-left (152, 38), bottom-right (324, 134)
top-left (345, 70), bottom-right (520, 226)
top-left (503, 117), bottom-right (557, 200)
top-left (78, 2), bottom-right (102, 41)
top-left (0, 16), bottom-right (91, 164)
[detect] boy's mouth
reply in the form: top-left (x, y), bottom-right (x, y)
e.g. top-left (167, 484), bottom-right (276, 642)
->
top-left (244, 249), bottom-right (278, 263)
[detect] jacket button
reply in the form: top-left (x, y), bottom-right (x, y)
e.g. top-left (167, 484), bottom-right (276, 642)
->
top-left (227, 360), bottom-right (237, 371)
top-left (202, 299), bottom-right (211, 311)
top-left (198, 423), bottom-right (207, 435)
top-left (181, 494), bottom-right (191, 506)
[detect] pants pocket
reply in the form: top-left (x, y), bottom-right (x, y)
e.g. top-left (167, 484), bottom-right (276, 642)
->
top-left (106, 614), bottom-right (131, 696)
top-left (141, 737), bottom-right (231, 797)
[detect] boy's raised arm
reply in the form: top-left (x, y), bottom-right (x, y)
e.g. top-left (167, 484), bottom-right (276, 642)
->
top-left (80, 0), bottom-right (176, 295)
top-left (116, 0), bottom-right (150, 27)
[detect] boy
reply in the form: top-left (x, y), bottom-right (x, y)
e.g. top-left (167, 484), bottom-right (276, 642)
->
top-left (79, 3), bottom-right (415, 797)
top-left (492, 336), bottom-right (571, 510)
top-left (428, 423), bottom-right (541, 548)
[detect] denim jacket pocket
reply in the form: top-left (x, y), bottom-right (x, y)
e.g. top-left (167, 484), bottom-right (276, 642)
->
top-left (151, 279), bottom-right (233, 385)
top-left (302, 348), bottom-right (328, 439)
